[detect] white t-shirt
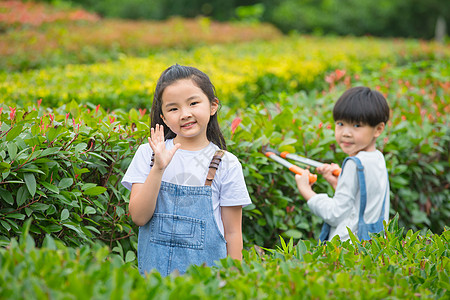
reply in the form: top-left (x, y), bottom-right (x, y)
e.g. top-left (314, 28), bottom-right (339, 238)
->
top-left (307, 150), bottom-right (390, 241)
top-left (121, 139), bottom-right (251, 235)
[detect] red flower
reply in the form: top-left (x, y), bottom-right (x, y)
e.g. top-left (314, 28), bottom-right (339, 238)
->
top-left (335, 69), bottom-right (346, 80)
top-left (9, 106), bottom-right (16, 120)
top-left (109, 116), bottom-right (116, 124)
top-left (139, 108), bottom-right (147, 117)
top-left (95, 104), bottom-right (100, 114)
top-left (231, 117), bottom-right (242, 134)
top-left (37, 98), bottom-right (42, 108)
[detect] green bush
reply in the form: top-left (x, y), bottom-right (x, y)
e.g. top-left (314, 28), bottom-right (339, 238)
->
top-left (231, 60), bottom-right (449, 246)
top-left (0, 59), bottom-right (448, 250)
top-left (0, 101), bottom-right (148, 257)
top-left (1, 216), bottom-right (448, 299)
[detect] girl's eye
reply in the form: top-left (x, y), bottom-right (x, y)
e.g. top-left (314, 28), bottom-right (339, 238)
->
top-left (336, 122), bottom-right (343, 126)
top-left (190, 101), bottom-right (199, 106)
top-left (168, 108), bottom-right (177, 112)
top-left (354, 124), bottom-right (362, 128)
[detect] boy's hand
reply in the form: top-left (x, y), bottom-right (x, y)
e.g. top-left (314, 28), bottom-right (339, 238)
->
top-left (148, 124), bottom-right (180, 171)
top-left (316, 163), bottom-right (339, 190)
top-left (295, 169), bottom-right (316, 201)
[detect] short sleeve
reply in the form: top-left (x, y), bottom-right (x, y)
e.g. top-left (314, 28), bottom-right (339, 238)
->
top-left (216, 155), bottom-right (251, 207)
top-left (121, 144), bottom-right (152, 191)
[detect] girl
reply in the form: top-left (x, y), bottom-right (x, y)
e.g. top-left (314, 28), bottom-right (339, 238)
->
top-left (122, 64), bottom-right (251, 276)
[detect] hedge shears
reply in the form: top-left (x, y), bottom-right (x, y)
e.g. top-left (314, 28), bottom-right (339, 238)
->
top-left (262, 147), bottom-right (318, 184)
top-left (263, 145), bottom-right (341, 178)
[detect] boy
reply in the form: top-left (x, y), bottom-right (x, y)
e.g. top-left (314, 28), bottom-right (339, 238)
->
top-left (296, 86), bottom-right (390, 242)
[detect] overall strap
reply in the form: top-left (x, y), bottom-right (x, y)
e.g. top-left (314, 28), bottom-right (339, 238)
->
top-left (342, 157), bottom-right (366, 222)
top-left (205, 150), bottom-right (226, 186)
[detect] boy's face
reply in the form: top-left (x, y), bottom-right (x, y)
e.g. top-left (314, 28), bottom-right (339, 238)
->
top-left (334, 120), bottom-right (385, 156)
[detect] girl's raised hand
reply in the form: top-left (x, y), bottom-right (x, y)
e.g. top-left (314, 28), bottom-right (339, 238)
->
top-left (148, 124), bottom-right (181, 171)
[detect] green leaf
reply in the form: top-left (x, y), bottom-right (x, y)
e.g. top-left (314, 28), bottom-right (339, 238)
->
top-left (0, 220), bottom-right (11, 231)
top-left (6, 125), bottom-right (23, 142)
top-left (125, 250), bottom-right (136, 263)
top-left (24, 173), bottom-right (36, 197)
top-left (41, 182), bottom-right (60, 194)
top-left (20, 168), bottom-right (46, 175)
top-left (5, 213), bottom-right (25, 220)
top-left (0, 162), bottom-right (11, 173)
top-left (7, 143), bottom-right (18, 160)
top-left (61, 209), bottom-right (69, 221)
top-left (84, 186), bottom-right (106, 196)
top-left (0, 188), bottom-right (14, 205)
top-left (58, 178), bottom-right (74, 190)
top-left (40, 147), bottom-right (61, 157)
top-left (74, 143), bottom-right (88, 153)
top-left (84, 206), bottom-right (96, 215)
top-left (16, 186), bottom-right (29, 207)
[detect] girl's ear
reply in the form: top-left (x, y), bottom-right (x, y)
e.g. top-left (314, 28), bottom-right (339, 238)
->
top-left (210, 98), bottom-right (219, 116)
top-left (374, 122), bottom-right (385, 137)
top-left (160, 114), bottom-right (166, 124)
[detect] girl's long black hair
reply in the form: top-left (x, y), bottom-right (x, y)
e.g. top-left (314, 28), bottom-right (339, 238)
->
top-left (150, 64), bottom-right (227, 150)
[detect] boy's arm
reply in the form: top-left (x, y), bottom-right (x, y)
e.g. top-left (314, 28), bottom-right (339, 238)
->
top-left (305, 161), bottom-right (358, 226)
top-left (316, 163), bottom-right (340, 190)
top-left (221, 206), bottom-right (243, 260)
top-left (295, 169), bottom-right (316, 201)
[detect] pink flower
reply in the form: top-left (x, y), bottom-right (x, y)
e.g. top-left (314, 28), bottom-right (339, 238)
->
top-left (0, 107), bottom-right (3, 115)
top-left (95, 104), bottom-right (100, 114)
top-left (139, 108), bottom-right (147, 117)
top-left (49, 114), bottom-right (54, 123)
top-left (231, 117), bottom-right (242, 134)
top-left (9, 106), bottom-right (16, 120)
top-left (318, 122), bottom-right (323, 129)
top-left (37, 98), bottom-right (42, 108)
top-left (335, 69), bottom-right (346, 80)
top-left (109, 116), bottom-right (116, 124)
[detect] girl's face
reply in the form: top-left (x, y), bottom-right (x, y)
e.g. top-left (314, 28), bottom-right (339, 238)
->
top-left (160, 79), bottom-right (218, 149)
top-left (334, 120), bottom-right (384, 156)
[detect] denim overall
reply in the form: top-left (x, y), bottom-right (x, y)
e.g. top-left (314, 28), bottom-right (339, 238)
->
top-left (319, 156), bottom-right (388, 242)
top-left (137, 150), bottom-right (227, 276)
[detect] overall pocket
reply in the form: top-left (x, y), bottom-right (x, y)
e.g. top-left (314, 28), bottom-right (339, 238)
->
top-left (149, 213), bottom-right (205, 249)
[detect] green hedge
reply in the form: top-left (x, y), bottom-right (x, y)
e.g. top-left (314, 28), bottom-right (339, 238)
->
top-left (0, 59), bottom-right (448, 251)
top-left (1, 217), bottom-right (448, 299)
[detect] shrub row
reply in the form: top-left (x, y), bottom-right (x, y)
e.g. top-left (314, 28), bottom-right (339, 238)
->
top-left (1, 35), bottom-right (448, 109)
top-left (1, 217), bottom-right (448, 299)
top-left (0, 58), bottom-right (448, 251)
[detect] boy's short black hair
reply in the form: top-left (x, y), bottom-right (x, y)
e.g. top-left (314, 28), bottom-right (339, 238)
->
top-left (333, 86), bottom-right (390, 126)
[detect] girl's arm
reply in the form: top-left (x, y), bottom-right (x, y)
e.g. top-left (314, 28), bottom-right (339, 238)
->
top-left (129, 125), bottom-right (180, 226)
top-left (221, 206), bottom-right (243, 260)
top-left (129, 167), bottom-right (164, 226)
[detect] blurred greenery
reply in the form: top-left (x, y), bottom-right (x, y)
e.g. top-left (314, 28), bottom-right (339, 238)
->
top-left (37, 0), bottom-right (449, 39)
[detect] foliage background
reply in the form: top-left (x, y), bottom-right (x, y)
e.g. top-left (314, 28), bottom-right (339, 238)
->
top-left (0, 2), bottom-right (449, 297)
top-left (35, 0), bottom-right (450, 40)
